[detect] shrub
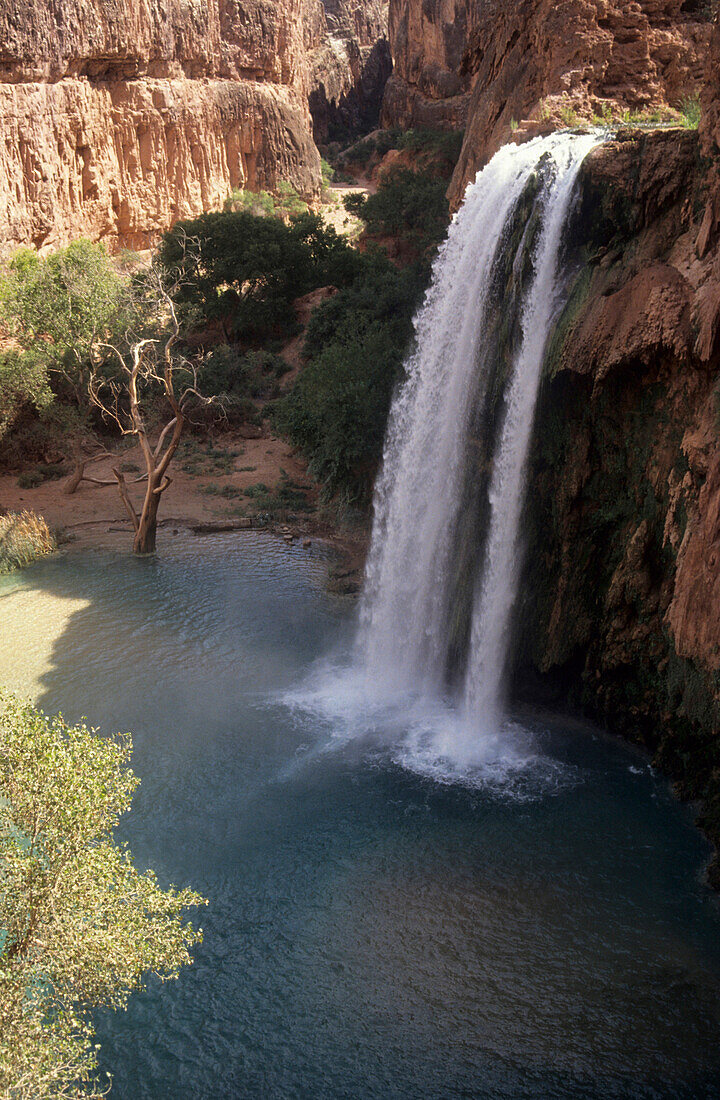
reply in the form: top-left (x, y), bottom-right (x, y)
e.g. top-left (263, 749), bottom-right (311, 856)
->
top-left (396, 128), bottom-right (464, 169)
top-left (0, 240), bottom-right (127, 367)
top-left (224, 187), bottom-right (277, 218)
top-left (223, 182), bottom-right (309, 221)
top-left (0, 349), bottom-right (52, 440)
top-left (343, 167), bottom-right (450, 255)
top-left (680, 93), bottom-right (701, 129)
top-left (17, 462), bottom-right (66, 488)
top-left (274, 260), bottom-right (427, 502)
top-left (0, 510), bottom-right (55, 573)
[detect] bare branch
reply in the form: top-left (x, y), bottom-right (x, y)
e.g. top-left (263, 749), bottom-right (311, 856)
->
top-left (112, 468), bottom-right (140, 532)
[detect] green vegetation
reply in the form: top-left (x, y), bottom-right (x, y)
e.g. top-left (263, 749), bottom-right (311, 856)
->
top-left (340, 128), bottom-right (403, 166)
top-left (0, 350), bottom-right (52, 441)
top-left (224, 473), bottom-right (313, 517)
top-left (158, 211), bottom-right (363, 342)
top-left (180, 441), bottom-right (242, 478)
top-left (338, 127), bottom-right (463, 179)
top-left (17, 462), bottom-right (67, 489)
top-left (320, 158), bottom-right (335, 201)
top-left (159, 183), bottom-right (445, 501)
top-left (1, 132), bottom-right (449, 516)
top-left (343, 168), bottom-right (450, 256)
top-left (223, 181), bottom-right (309, 221)
top-left (679, 93), bottom-right (702, 129)
top-left (0, 241), bottom-right (126, 367)
top-left (548, 94), bottom-right (698, 131)
top-left (558, 105), bottom-right (581, 128)
top-left (0, 241), bottom-right (126, 443)
top-left (273, 258), bottom-right (428, 502)
top-left (0, 693), bottom-right (205, 1098)
top-left (199, 347), bottom-right (289, 423)
top-left (0, 511), bottom-right (55, 574)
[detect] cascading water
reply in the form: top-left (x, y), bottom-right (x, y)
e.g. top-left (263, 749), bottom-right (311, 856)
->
top-left (357, 132), bottom-right (600, 772)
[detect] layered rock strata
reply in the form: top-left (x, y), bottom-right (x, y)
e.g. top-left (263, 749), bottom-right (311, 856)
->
top-left (449, 0), bottom-right (712, 206)
top-left (0, 0), bottom-right (326, 252)
top-left (380, 0), bottom-right (711, 207)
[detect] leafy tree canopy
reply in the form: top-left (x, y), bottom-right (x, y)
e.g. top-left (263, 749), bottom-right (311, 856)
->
top-left (0, 241), bottom-right (127, 366)
top-left (274, 260), bottom-right (428, 502)
top-left (157, 211), bottom-right (363, 341)
top-left (0, 241), bottom-right (129, 440)
top-left (0, 693), bottom-right (205, 1098)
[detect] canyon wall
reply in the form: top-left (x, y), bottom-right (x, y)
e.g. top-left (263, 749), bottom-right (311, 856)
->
top-left (381, 0), bottom-right (477, 130)
top-left (309, 0), bottom-right (392, 142)
top-left (449, 0), bottom-right (712, 206)
top-left (381, 1), bottom-right (712, 207)
top-left (0, 0), bottom-right (327, 252)
top-left (512, 126), bottom-right (720, 883)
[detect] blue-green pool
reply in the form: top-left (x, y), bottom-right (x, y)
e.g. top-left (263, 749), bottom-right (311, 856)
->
top-left (3, 532), bottom-right (719, 1099)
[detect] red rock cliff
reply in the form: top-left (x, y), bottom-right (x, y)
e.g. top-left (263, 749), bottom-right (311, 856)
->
top-left (449, 0), bottom-right (711, 206)
top-left (380, 1), bottom-right (711, 206)
top-left (0, 0), bottom-right (327, 252)
top-left (381, 0), bottom-right (477, 129)
top-left (309, 0), bottom-right (392, 141)
top-left (515, 124), bottom-right (720, 882)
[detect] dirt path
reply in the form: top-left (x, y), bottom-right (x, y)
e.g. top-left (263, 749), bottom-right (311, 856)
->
top-left (318, 178), bottom-right (375, 239)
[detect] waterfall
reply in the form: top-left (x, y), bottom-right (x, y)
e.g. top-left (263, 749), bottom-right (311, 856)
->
top-left (360, 133), bottom-right (599, 761)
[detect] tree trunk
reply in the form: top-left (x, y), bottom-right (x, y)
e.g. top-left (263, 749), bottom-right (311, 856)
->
top-left (64, 461), bottom-right (86, 495)
top-left (133, 478), bottom-right (161, 555)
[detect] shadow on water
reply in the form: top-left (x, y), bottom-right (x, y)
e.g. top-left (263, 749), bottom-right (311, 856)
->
top-left (2, 534), bottom-right (720, 1099)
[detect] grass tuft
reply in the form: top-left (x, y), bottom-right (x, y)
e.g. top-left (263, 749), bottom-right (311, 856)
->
top-left (0, 511), bottom-right (56, 574)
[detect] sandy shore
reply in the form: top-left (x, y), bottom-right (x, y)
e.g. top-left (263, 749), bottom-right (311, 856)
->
top-left (0, 427), bottom-right (369, 589)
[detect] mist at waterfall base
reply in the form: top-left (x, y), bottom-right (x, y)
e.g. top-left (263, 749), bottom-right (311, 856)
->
top-left (296, 134), bottom-right (601, 790)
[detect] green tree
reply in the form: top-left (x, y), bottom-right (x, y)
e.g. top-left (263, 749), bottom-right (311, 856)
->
top-left (0, 351), bottom-right (52, 440)
top-left (343, 167), bottom-right (450, 256)
top-left (0, 693), bottom-right (206, 1098)
top-left (1, 243), bottom-right (217, 554)
top-left (0, 240), bottom-right (127, 448)
top-left (0, 241), bottom-right (126, 389)
top-left (274, 260), bottom-right (426, 502)
top-left (158, 211), bottom-right (361, 341)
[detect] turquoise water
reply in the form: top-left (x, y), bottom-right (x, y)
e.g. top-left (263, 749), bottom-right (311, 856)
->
top-left (3, 533), bottom-right (720, 1099)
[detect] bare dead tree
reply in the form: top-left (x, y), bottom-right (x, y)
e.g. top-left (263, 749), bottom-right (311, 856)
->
top-left (87, 266), bottom-right (214, 554)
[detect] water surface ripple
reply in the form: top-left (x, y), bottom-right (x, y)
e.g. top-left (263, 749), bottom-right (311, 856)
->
top-left (2, 534), bottom-right (719, 1099)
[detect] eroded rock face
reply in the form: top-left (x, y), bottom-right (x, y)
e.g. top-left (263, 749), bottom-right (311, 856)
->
top-left (309, 0), bottom-right (392, 142)
top-left (381, 0), bottom-right (476, 130)
top-left (449, 0), bottom-right (711, 206)
top-left (515, 128), bottom-right (720, 882)
top-left (382, 0), bottom-right (711, 208)
top-left (0, 0), bottom-right (326, 251)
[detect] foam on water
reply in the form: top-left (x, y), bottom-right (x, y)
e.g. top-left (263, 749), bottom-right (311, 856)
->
top-left (277, 656), bottom-right (578, 799)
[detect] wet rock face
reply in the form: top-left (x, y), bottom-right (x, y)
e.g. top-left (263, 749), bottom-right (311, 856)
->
top-left (309, 0), bottom-right (392, 142)
top-left (515, 128), bottom-right (720, 883)
top-left (0, 0), bottom-right (326, 251)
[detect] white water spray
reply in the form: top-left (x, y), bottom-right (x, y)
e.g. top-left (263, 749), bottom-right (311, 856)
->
top-left (359, 132), bottom-right (600, 768)
top-left (461, 134), bottom-right (598, 739)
